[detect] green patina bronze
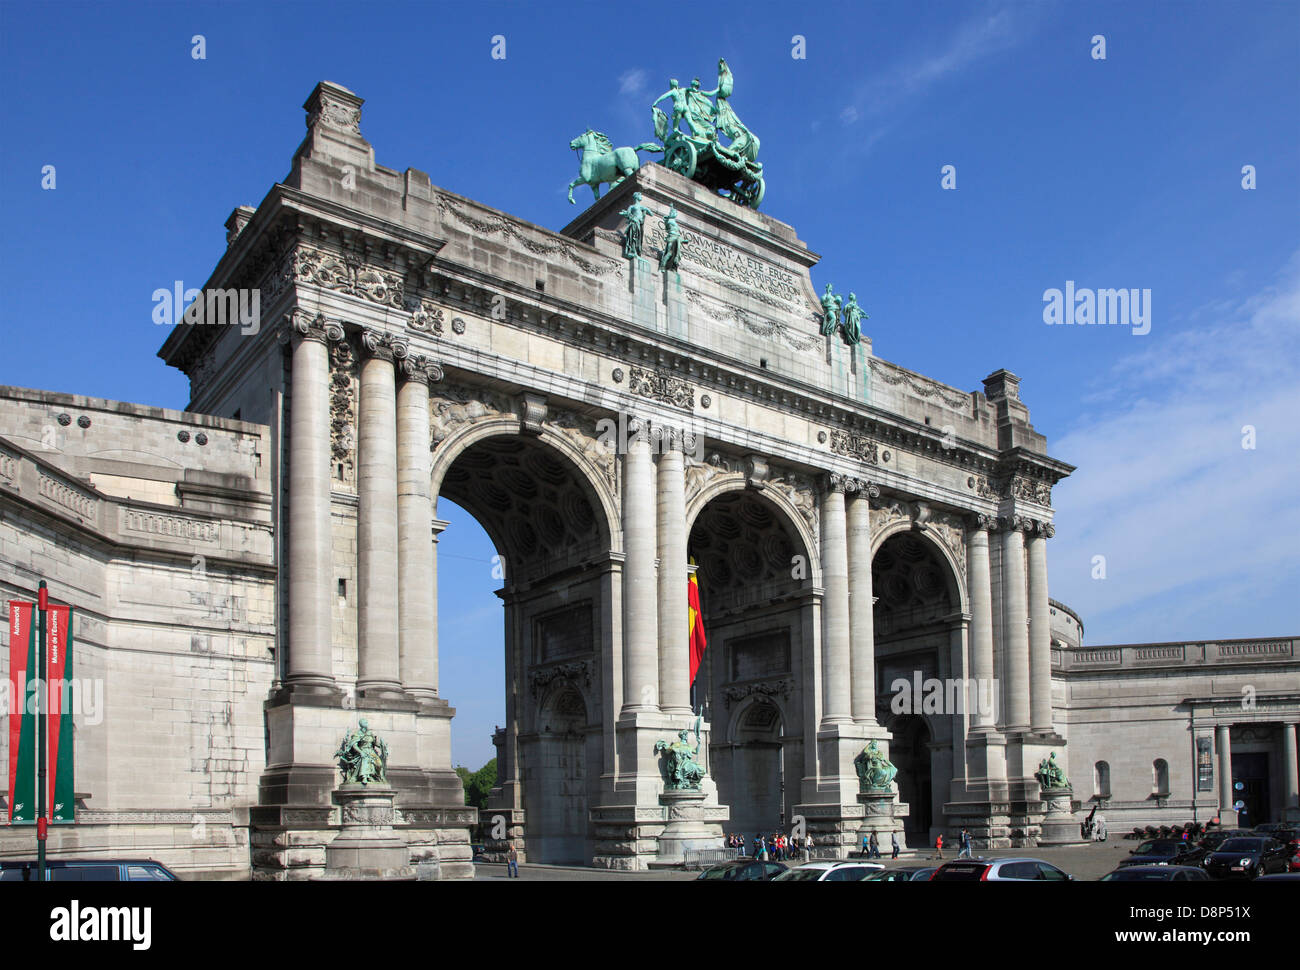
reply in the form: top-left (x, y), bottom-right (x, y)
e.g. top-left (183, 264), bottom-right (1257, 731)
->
top-left (651, 58), bottom-right (764, 208)
top-left (334, 718), bottom-right (390, 786)
top-left (841, 292), bottom-right (868, 345)
top-left (618, 191), bottom-right (654, 259)
top-left (1035, 751), bottom-right (1069, 791)
top-left (655, 717), bottom-right (705, 790)
top-left (854, 740), bottom-right (898, 792)
top-left (567, 129), bottom-right (663, 205)
top-left (820, 283), bottom-right (842, 336)
top-left (658, 205), bottom-right (684, 272)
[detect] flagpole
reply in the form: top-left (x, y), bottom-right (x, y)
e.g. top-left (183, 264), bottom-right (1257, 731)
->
top-left (36, 580), bottom-right (48, 882)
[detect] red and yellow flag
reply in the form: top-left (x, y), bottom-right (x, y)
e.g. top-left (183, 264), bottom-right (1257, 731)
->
top-left (688, 566), bottom-right (707, 684)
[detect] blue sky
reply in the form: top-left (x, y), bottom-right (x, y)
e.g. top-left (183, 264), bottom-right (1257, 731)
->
top-left (2, 1), bottom-right (1297, 767)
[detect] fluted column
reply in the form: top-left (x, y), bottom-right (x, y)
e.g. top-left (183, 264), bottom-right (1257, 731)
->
top-left (285, 312), bottom-right (337, 692)
top-left (820, 475), bottom-right (852, 725)
top-left (846, 485), bottom-right (879, 725)
top-left (1001, 516), bottom-right (1030, 732)
top-left (1216, 724), bottom-right (1233, 818)
top-left (656, 432), bottom-right (691, 715)
top-left (967, 515), bottom-right (997, 730)
top-left (396, 354), bottom-right (443, 702)
top-left (1027, 521), bottom-right (1054, 733)
top-left (356, 330), bottom-right (403, 700)
top-left (1282, 722), bottom-right (1298, 815)
top-left (621, 420), bottom-right (659, 713)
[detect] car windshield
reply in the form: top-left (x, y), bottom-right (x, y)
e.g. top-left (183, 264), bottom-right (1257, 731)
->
top-left (1103, 869), bottom-right (1173, 881)
top-left (1218, 839), bottom-right (1264, 852)
top-left (774, 868), bottom-right (826, 881)
top-left (699, 865), bottom-right (741, 880)
top-left (1136, 841), bottom-right (1179, 854)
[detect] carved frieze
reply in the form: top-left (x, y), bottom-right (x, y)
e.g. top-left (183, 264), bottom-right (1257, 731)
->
top-left (767, 468), bottom-right (820, 549)
top-left (546, 409), bottom-right (615, 492)
top-left (1009, 476), bottom-right (1053, 506)
top-left (429, 383), bottom-right (514, 450)
top-left (685, 452), bottom-right (742, 506)
top-left (870, 359), bottom-right (971, 411)
top-left (828, 429), bottom-right (879, 465)
top-left (628, 366), bottom-right (694, 410)
top-left (529, 660), bottom-right (592, 698)
top-left (329, 337), bottom-right (357, 483)
top-left (409, 300), bottom-right (445, 335)
top-left (289, 245), bottom-right (404, 309)
top-left (722, 678), bottom-right (795, 708)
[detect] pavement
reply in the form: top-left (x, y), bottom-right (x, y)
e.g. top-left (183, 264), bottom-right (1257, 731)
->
top-left (470, 839), bottom-right (1149, 881)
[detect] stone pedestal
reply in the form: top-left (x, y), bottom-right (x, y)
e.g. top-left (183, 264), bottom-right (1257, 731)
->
top-left (856, 789), bottom-right (908, 851)
top-left (654, 789), bottom-right (722, 866)
top-left (1037, 787), bottom-right (1085, 847)
top-left (318, 786), bottom-right (415, 880)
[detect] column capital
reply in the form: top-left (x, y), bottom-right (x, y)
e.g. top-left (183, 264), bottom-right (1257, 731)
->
top-left (358, 327), bottom-right (405, 362)
top-left (650, 422), bottom-right (694, 455)
top-left (999, 514), bottom-right (1033, 533)
top-left (285, 308), bottom-right (344, 346)
top-left (398, 354), bottom-right (444, 385)
top-left (821, 472), bottom-right (878, 496)
top-left (968, 511), bottom-right (999, 532)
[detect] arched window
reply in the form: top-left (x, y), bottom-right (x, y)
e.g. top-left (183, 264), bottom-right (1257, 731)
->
top-left (1094, 761), bottom-right (1111, 799)
top-left (1153, 758), bottom-right (1170, 797)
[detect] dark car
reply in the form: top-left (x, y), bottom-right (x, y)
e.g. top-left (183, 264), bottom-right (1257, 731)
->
top-left (1118, 839), bottom-right (1192, 868)
top-left (696, 859), bottom-right (787, 881)
top-left (0, 859), bottom-right (178, 881)
top-left (1256, 872), bottom-right (1300, 882)
top-left (1180, 829), bottom-right (1254, 867)
top-left (1203, 837), bottom-right (1291, 880)
top-left (862, 866), bottom-right (938, 882)
top-left (1101, 865), bottom-right (1211, 882)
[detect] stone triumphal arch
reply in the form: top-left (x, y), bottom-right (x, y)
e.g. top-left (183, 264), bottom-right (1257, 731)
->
top-left (148, 78), bottom-right (1074, 874)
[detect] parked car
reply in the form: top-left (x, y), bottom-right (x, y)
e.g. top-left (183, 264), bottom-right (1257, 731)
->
top-left (772, 861), bottom-right (885, 882)
top-left (1202, 837), bottom-right (1291, 880)
top-left (929, 857), bottom-right (1073, 881)
top-left (1256, 872), bottom-right (1300, 882)
top-left (1180, 829), bottom-right (1255, 868)
top-left (0, 859), bottom-right (178, 881)
top-left (1117, 839), bottom-right (1194, 868)
top-left (1100, 865), bottom-right (1211, 881)
top-left (862, 866), bottom-right (938, 882)
top-left (696, 859), bottom-right (787, 881)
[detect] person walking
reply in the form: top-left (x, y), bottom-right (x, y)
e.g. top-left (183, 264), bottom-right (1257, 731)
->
top-left (861, 833), bottom-right (870, 859)
top-left (869, 831), bottom-right (880, 859)
top-left (935, 833), bottom-right (944, 858)
top-left (891, 831), bottom-right (900, 859)
top-left (958, 828), bottom-right (972, 858)
top-left (507, 844), bottom-right (519, 878)
top-left (802, 834), bottom-right (812, 863)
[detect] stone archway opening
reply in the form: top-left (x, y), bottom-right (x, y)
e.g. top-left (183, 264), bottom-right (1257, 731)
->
top-left (435, 433), bottom-right (611, 865)
top-left (689, 487), bottom-right (811, 843)
top-left (872, 530), bottom-right (960, 843)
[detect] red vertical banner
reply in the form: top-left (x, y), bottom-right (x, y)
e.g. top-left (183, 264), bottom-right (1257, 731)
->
top-left (46, 605), bottom-right (73, 823)
top-left (7, 601), bottom-right (35, 824)
top-left (688, 571), bottom-right (708, 685)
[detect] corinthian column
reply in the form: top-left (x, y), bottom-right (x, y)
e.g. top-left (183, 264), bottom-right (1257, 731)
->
top-left (356, 330), bottom-right (403, 701)
top-left (846, 484), bottom-right (879, 725)
top-left (656, 431), bottom-right (691, 716)
top-left (820, 475), bottom-right (852, 725)
top-left (285, 312), bottom-right (337, 693)
top-left (1001, 516), bottom-right (1030, 732)
top-left (1027, 521), bottom-right (1055, 733)
top-left (1216, 724), bottom-right (1234, 820)
top-left (967, 514), bottom-right (996, 730)
top-left (396, 354), bottom-right (443, 702)
top-left (621, 419), bottom-right (659, 713)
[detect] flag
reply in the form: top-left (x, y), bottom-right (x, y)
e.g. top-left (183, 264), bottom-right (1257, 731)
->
top-left (7, 602), bottom-right (35, 824)
top-left (47, 605), bottom-right (74, 823)
top-left (688, 565), bottom-right (707, 684)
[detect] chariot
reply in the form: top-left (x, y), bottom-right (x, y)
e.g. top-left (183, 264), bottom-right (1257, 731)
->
top-left (653, 102), bottom-right (765, 210)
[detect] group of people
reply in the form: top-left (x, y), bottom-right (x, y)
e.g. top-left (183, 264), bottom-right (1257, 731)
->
top-left (858, 831), bottom-right (903, 859)
top-left (728, 831), bottom-right (811, 861)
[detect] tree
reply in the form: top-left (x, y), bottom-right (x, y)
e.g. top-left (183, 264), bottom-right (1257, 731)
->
top-left (458, 758), bottom-right (497, 811)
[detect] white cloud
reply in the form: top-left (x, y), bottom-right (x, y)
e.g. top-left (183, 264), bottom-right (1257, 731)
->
top-left (1048, 252), bottom-right (1300, 643)
top-left (618, 69), bottom-right (648, 97)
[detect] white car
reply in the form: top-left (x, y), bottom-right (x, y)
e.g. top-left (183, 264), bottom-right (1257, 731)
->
top-left (771, 861), bottom-right (886, 882)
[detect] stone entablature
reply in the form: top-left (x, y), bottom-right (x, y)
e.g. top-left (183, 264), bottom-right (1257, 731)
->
top-left (1053, 637), bottom-right (1297, 673)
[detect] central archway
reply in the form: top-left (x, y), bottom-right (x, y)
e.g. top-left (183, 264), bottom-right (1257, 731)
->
top-left (688, 484), bottom-right (815, 844)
